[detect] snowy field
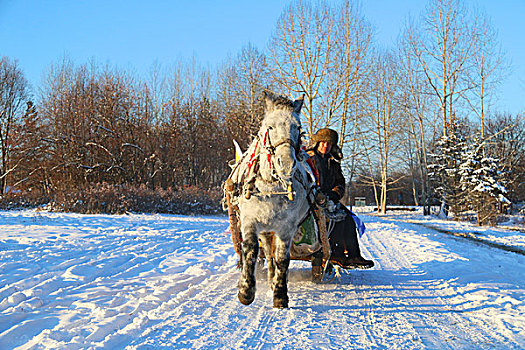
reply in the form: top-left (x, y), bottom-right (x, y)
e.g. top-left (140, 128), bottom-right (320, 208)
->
top-left (0, 209), bottom-right (523, 349)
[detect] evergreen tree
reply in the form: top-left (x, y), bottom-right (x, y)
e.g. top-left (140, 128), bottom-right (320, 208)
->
top-left (459, 137), bottom-right (510, 225)
top-left (428, 117), bottom-right (466, 217)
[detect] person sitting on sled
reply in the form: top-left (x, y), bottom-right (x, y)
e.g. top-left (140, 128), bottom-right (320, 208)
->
top-left (307, 128), bottom-right (374, 269)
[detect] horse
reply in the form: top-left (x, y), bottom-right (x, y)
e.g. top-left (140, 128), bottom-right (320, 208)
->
top-left (233, 91), bottom-right (314, 308)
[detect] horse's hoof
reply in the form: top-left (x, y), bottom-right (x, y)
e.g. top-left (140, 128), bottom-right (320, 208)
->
top-left (273, 297), bottom-right (288, 309)
top-left (238, 291), bottom-right (255, 305)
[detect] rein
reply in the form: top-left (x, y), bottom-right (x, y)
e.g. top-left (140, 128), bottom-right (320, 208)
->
top-left (246, 140), bottom-right (259, 174)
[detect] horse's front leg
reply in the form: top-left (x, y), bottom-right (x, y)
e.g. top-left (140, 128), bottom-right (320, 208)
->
top-left (272, 235), bottom-right (292, 308)
top-left (238, 224), bottom-right (258, 305)
top-left (259, 233), bottom-right (276, 289)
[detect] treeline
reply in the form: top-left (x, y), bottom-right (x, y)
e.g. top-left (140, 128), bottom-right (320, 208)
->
top-left (0, 46), bottom-right (271, 213)
top-left (0, 58), bottom-right (242, 213)
top-left (1, 0), bottom-right (524, 222)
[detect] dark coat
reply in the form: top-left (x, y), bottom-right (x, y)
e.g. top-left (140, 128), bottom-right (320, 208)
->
top-left (307, 147), bottom-right (362, 258)
top-left (307, 149), bottom-right (345, 202)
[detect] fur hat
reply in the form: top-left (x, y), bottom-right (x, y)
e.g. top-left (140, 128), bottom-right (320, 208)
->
top-left (312, 128), bottom-right (338, 145)
top-left (310, 128), bottom-right (343, 160)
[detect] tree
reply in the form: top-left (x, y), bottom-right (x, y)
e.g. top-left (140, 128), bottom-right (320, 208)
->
top-left (268, 0), bottom-right (334, 137)
top-left (428, 116), bottom-right (468, 217)
top-left (267, 0), bottom-right (373, 204)
top-left (218, 44), bottom-right (270, 150)
top-left (39, 59), bottom-right (152, 189)
top-left (466, 13), bottom-right (507, 139)
top-left (459, 137), bottom-right (510, 225)
top-left (361, 51), bottom-right (405, 214)
top-left (485, 113), bottom-right (525, 204)
top-left (268, 0), bottom-right (372, 144)
top-left (330, 0), bottom-right (373, 189)
top-left (159, 58), bottom-right (230, 189)
top-left (9, 101), bottom-right (52, 195)
top-left (399, 26), bottom-right (440, 214)
top-left (405, 0), bottom-right (476, 137)
top-left (0, 57), bottom-right (30, 194)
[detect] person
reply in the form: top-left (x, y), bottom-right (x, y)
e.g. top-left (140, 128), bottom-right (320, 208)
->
top-left (307, 128), bottom-right (374, 270)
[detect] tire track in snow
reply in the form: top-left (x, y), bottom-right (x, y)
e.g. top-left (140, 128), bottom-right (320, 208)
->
top-left (127, 214), bottom-right (524, 349)
top-left (361, 215), bottom-right (524, 349)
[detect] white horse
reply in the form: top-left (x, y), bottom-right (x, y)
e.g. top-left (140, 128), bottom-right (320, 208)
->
top-left (234, 91), bottom-right (313, 308)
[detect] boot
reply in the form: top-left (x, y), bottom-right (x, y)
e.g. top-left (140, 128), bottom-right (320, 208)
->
top-left (333, 256), bottom-right (374, 269)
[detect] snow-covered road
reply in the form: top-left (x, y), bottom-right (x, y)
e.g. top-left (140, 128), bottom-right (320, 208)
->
top-left (0, 210), bottom-right (523, 349)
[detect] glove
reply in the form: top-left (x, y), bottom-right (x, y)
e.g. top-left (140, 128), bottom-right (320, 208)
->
top-left (315, 191), bottom-right (327, 206)
top-left (327, 190), bottom-right (340, 202)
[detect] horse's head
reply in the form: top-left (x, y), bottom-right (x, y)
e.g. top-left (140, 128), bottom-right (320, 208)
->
top-left (259, 91), bottom-right (304, 184)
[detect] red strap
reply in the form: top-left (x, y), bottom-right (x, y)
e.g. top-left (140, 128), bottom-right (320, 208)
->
top-left (306, 157), bottom-right (319, 183)
top-left (246, 140), bottom-right (259, 177)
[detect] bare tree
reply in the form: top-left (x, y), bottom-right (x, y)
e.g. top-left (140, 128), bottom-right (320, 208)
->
top-left (398, 28), bottom-right (440, 213)
top-left (161, 58), bottom-right (230, 188)
top-left (329, 0), bottom-right (373, 191)
top-left (0, 57), bottom-right (30, 194)
top-left (39, 59), bottom-right (152, 189)
top-left (218, 44), bottom-right (270, 149)
top-left (330, 0), bottom-right (372, 147)
top-left (465, 12), bottom-right (507, 139)
top-left (267, 0), bottom-right (334, 137)
top-left (267, 0), bottom-right (373, 199)
top-left (361, 51), bottom-right (405, 214)
top-left (406, 0), bottom-right (476, 137)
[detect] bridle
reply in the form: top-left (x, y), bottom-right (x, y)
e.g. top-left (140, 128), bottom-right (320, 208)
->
top-left (242, 126), bottom-right (304, 201)
top-left (261, 127), bottom-right (301, 170)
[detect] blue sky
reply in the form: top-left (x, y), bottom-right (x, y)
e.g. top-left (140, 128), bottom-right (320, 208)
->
top-left (1, 0), bottom-right (523, 115)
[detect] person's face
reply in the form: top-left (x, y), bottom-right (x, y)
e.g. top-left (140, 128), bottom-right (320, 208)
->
top-left (317, 141), bottom-right (332, 155)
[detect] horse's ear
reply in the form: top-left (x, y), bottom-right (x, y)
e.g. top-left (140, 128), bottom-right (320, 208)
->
top-left (293, 94), bottom-right (305, 114)
top-left (263, 90), bottom-right (274, 112)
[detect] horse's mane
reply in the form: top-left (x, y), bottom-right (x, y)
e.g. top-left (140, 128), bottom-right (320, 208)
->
top-left (264, 92), bottom-right (295, 113)
top-left (262, 93), bottom-right (301, 131)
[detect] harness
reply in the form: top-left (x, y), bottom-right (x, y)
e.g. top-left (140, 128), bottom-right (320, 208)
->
top-left (240, 127), bottom-right (307, 200)
top-left (224, 122), bottom-right (321, 216)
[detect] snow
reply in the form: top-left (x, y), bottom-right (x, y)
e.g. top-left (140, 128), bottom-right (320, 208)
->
top-left (1, 208), bottom-right (524, 349)
top-left (369, 207), bottom-right (525, 252)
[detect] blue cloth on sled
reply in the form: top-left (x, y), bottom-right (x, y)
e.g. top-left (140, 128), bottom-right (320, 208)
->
top-left (350, 212), bottom-right (366, 237)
